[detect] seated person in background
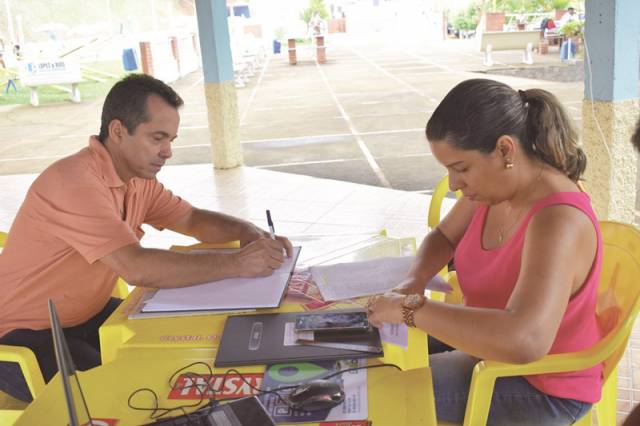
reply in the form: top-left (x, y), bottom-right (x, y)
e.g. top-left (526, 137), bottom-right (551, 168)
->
top-left (0, 74), bottom-right (292, 402)
top-left (367, 78), bottom-right (600, 425)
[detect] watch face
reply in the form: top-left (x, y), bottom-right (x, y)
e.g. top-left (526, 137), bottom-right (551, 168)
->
top-left (403, 294), bottom-right (424, 309)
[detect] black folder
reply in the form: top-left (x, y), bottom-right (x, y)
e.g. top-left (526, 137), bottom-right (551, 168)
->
top-left (214, 312), bottom-right (383, 367)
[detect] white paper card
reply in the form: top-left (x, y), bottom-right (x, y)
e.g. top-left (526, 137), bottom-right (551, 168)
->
top-left (310, 256), bottom-right (448, 301)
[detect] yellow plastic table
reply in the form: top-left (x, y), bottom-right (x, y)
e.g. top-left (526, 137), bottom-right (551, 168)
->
top-left (16, 346), bottom-right (436, 426)
top-left (18, 235), bottom-right (439, 425)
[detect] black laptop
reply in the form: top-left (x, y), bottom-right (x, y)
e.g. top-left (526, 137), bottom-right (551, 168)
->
top-left (48, 299), bottom-right (275, 426)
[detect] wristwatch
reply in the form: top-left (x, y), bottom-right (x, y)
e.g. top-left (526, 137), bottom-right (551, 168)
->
top-left (401, 294), bottom-right (426, 327)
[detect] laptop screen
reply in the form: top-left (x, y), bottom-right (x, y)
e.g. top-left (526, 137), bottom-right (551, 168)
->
top-left (48, 299), bottom-right (94, 426)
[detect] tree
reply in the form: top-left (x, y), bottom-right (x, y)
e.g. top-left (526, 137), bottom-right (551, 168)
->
top-left (300, 0), bottom-right (329, 25)
top-left (481, 0), bottom-right (580, 13)
top-left (453, 4), bottom-right (480, 31)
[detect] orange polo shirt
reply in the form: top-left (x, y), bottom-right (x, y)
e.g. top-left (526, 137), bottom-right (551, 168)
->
top-left (0, 137), bottom-right (192, 337)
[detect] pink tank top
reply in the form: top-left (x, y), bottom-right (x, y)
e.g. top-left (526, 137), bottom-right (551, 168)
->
top-left (454, 192), bottom-right (603, 403)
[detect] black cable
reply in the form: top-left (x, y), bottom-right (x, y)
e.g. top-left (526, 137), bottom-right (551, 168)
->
top-left (220, 368), bottom-right (297, 408)
top-left (127, 361), bottom-right (220, 424)
top-left (319, 362), bottom-right (401, 381)
top-left (221, 362), bottom-right (402, 411)
top-left (127, 360), bottom-right (402, 421)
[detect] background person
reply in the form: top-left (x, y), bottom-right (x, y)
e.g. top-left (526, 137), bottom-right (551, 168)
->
top-left (0, 74), bottom-right (292, 402)
top-left (559, 6), bottom-right (578, 26)
top-left (367, 78), bottom-right (600, 425)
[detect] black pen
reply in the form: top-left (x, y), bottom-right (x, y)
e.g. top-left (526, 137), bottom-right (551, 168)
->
top-left (266, 210), bottom-right (276, 239)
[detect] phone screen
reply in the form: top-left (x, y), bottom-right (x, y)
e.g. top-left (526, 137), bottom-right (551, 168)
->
top-left (294, 311), bottom-right (369, 332)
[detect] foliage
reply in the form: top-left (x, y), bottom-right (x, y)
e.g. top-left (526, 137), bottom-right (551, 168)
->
top-left (482, 0), bottom-right (581, 13)
top-left (453, 4), bottom-right (480, 31)
top-left (558, 20), bottom-right (584, 38)
top-left (299, 0), bottom-right (329, 25)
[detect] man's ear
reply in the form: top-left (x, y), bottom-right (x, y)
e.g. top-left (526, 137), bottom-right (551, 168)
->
top-left (495, 135), bottom-right (517, 162)
top-left (108, 119), bottom-right (126, 144)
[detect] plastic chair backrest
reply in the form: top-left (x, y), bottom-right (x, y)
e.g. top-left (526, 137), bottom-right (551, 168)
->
top-left (427, 176), bottom-right (463, 304)
top-left (595, 221), bottom-right (640, 380)
top-left (428, 175), bottom-right (461, 230)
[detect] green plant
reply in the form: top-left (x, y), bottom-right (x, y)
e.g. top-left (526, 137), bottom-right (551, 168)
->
top-left (558, 20), bottom-right (583, 38)
top-left (299, 0), bottom-right (329, 24)
top-left (453, 4), bottom-right (480, 31)
top-left (549, 0), bottom-right (571, 9)
top-left (274, 26), bottom-right (286, 41)
top-left (482, 0), bottom-right (580, 12)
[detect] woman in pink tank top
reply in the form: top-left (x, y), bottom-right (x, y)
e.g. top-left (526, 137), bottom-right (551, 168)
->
top-left (366, 79), bottom-right (601, 425)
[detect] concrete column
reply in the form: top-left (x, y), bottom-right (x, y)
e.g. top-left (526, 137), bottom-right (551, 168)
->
top-left (582, 0), bottom-right (640, 222)
top-left (195, 0), bottom-right (243, 169)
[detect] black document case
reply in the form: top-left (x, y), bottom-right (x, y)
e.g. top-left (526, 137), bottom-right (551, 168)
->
top-left (215, 312), bottom-right (383, 367)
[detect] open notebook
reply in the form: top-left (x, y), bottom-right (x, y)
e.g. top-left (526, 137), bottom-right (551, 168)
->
top-left (141, 246), bottom-right (301, 313)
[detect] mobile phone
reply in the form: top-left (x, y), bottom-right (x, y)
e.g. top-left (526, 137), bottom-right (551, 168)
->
top-left (294, 311), bottom-right (370, 332)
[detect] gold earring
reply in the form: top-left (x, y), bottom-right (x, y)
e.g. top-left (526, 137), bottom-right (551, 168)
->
top-left (505, 160), bottom-right (514, 169)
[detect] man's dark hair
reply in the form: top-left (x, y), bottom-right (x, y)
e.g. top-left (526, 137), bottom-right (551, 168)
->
top-left (98, 74), bottom-right (184, 143)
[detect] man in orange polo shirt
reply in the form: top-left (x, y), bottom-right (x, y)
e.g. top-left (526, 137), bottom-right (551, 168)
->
top-left (0, 74), bottom-right (292, 402)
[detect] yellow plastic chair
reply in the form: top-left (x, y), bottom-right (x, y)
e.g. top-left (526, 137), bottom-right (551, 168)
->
top-left (427, 175), bottom-right (462, 230)
top-left (0, 230), bottom-right (127, 417)
top-left (427, 176), bottom-right (463, 304)
top-left (446, 221), bottom-right (640, 426)
top-left (0, 231), bottom-right (45, 423)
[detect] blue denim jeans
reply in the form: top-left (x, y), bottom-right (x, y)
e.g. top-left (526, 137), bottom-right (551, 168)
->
top-left (429, 336), bottom-right (592, 426)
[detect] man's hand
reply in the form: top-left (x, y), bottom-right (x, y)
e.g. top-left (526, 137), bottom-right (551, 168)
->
top-left (233, 238), bottom-right (287, 277)
top-left (240, 224), bottom-right (294, 257)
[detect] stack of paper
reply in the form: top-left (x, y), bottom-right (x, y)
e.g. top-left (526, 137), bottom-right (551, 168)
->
top-left (140, 246), bottom-right (301, 313)
top-left (310, 255), bottom-right (448, 301)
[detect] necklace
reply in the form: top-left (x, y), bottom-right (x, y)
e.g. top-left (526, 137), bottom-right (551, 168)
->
top-left (497, 166), bottom-right (545, 244)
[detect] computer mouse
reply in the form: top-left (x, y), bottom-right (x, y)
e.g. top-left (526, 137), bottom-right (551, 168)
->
top-left (287, 379), bottom-right (346, 412)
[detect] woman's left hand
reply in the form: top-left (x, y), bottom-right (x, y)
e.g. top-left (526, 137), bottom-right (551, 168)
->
top-left (366, 292), bottom-right (405, 328)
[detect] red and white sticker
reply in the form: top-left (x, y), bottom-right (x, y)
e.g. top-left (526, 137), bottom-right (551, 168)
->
top-left (81, 419), bottom-right (119, 426)
top-left (168, 373), bottom-right (263, 400)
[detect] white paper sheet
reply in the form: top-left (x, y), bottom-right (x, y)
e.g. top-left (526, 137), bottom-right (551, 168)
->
top-left (141, 246), bottom-right (301, 312)
top-left (310, 255), bottom-right (448, 301)
top-left (380, 323), bottom-right (409, 349)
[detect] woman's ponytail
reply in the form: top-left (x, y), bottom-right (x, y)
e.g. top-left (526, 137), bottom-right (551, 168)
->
top-left (520, 89), bottom-right (586, 182)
